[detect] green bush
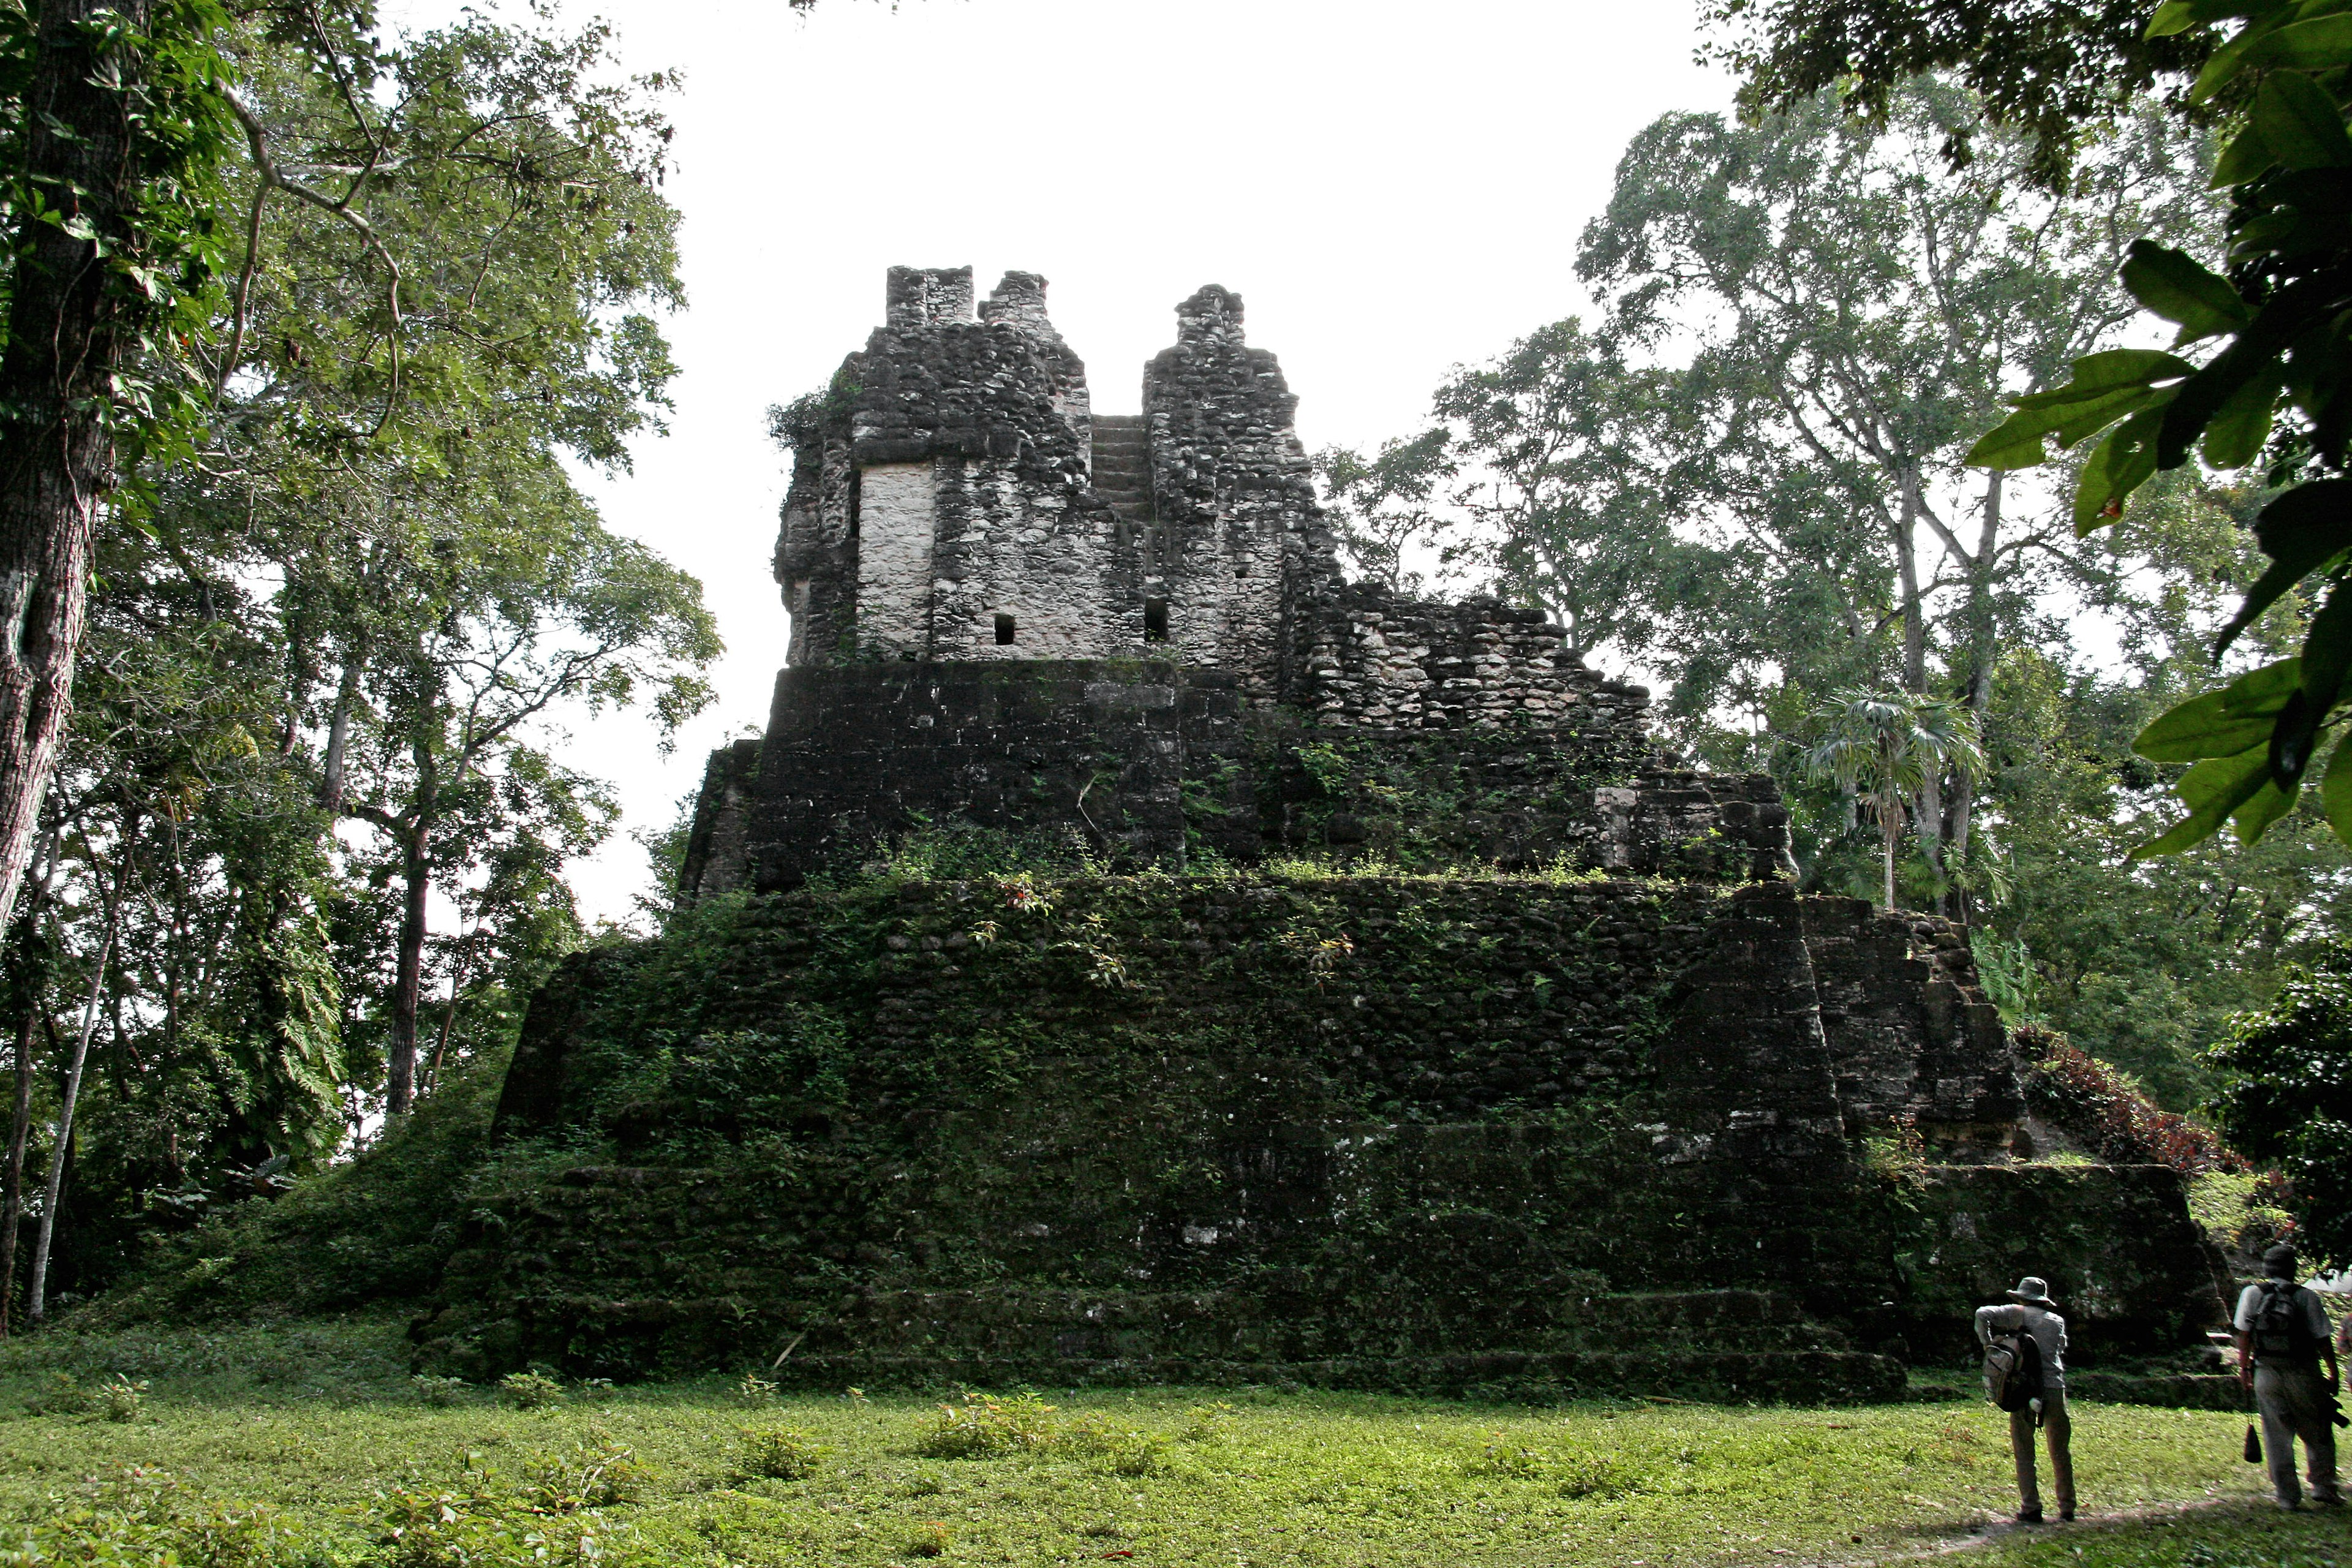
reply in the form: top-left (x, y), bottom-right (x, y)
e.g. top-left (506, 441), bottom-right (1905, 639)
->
top-left (735, 1427), bottom-right (829, 1481)
top-left (913, 1392), bottom-right (1057, 1460)
top-left (498, 1371), bottom-right (564, 1411)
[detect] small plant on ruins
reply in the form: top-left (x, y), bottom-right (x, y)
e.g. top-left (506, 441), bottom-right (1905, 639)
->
top-left (907, 1520), bottom-right (951, 1558)
top-left (734, 1372), bottom-right (780, 1408)
top-left (914, 1391), bottom-right (1057, 1459)
top-left (499, 1371), bottom-right (565, 1411)
top-left (736, 1426), bottom-right (830, 1481)
top-left (995, 872), bottom-right (1058, 918)
top-left (412, 1375), bottom-right (470, 1408)
top-left (1861, 1112), bottom-right (1931, 1187)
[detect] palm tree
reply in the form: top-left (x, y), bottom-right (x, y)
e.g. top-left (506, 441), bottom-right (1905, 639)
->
top-left (1804, 690), bottom-right (1987, 910)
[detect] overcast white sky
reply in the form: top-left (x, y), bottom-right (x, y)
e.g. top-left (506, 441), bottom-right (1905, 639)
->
top-left (381, 0), bottom-right (1739, 925)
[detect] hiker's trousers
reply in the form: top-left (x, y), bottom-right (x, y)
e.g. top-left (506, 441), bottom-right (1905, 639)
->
top-left (2255, 1363), bottom-right (2340, 1508)
top-left (2010, 1390), bottom-right (2073, 1518)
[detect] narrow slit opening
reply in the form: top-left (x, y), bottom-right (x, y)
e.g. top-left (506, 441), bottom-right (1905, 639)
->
top-left (994, 613), bottom-right (1016, 646)
top-left (1144, 598), bottom-right (1169, 643)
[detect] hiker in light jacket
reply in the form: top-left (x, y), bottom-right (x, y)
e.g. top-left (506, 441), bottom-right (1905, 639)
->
top-left (2235, 1243), bottom-right (2342, 1510)
top-left (1976, 1276), bottom-right (2073, 1524)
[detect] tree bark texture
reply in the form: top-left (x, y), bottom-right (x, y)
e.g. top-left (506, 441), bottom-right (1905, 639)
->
top-left (0, 0), bottom-right (156, 938)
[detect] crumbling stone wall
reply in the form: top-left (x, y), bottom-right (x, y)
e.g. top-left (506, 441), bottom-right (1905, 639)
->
top-left (684, 662), bottom-right (1793, 895)
top-left (1295, 585), bottom-right (1642, 733)
top-left (1801, 900), bottom-right (2024, 1150)
top-left (774, 267), bottom-right (1123, 663)
top-left (1139, 285), bottom-right (1338, 699)
top-left (679, 738), bottom-right (760, 902)
top-left (733, 660), bottom-right (1259, 892)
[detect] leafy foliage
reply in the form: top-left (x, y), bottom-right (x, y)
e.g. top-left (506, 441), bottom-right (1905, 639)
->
top-left (2210, 940), bottom-right (2352, 1269)
top-left (2011, 1024), bottom-right (2247, 1173)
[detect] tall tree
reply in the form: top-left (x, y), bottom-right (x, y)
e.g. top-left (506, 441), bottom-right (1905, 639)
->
top-left (0, 0), bottom-right (230, 941)
top-left (1577, 78), bottom-right (2216, 891)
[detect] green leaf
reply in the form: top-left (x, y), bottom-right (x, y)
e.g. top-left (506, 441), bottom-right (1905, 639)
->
top-left (1967, 385), bottom-right (2157, 470)
top-left (2245, 15), bottom-right (2352, 71)
top-left (2295, 579), bottom-right (2352, 726)
top-left (2201, 368), bottom-right (2278, 466)
top-left (2123, 243), bottom-right (2252, 341)
top-left (2013, 349), bottom-right (2198, 405)
top-left (2132, 748), bottom-right (2274, 858)
top-left (2195, 9), bottom-right (2297, 100)
top-left (2073, 406), bottom-right (2165, 532)
top-left (2320, 733), bottom-right (2352, 848)
top-left (2135, 657), bottom-right (2303, 761)
top-left (2217, 479), bottom-right (2352, 654)
top-left (2212, 123), bottom-right (2278, 187)
top-left (2233, 775), bottom-right (2300, 843)
top-left (2254, 70), bottom-right (2352, 169)
top-left (2149, 0), bottom-right (2290, 39)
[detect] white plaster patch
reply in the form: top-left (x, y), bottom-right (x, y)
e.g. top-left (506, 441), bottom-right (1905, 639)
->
top-left (855, 462), bottom-right (937, 655)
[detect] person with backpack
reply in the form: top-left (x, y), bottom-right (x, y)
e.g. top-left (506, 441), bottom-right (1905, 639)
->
top-left (2234, 1243), bottom-right (2342, 1510)
top-left (1977, 1276), bottom-right (2074, 1525)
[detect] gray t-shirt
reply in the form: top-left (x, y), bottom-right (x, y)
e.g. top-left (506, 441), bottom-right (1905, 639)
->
top-left (1977, 1302), bottom-right (2068, 1390)
top-left (2235, 1281), bottom-right (2332, 1363)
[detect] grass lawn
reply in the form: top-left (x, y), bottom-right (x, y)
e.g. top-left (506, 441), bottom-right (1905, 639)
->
top-left (1, 1318), bottom-right (2346, 1567)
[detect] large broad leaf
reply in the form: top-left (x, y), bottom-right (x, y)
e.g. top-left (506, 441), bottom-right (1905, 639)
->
top-left (2245, 15), bottom-right (2352, 72)
top-left (2157, 279), bottom-right (2338, 470)
top-left (2014, 349), bottom-right (2199, 404)
top-left (2149, 0), bottom-right (2292, 39)
top-left (2074, 405), bottom-right (2166, 532)
top-left (1968, 385), bottom-right (2158, 470)
top-left (2202, 367), bottom-right (2280, 465)
top-left (2254, 70), bottom-right (2352, 169)
top-left (2132, 747), bottom-right (2275, 858)
top-left (2217, 478), bottom-right (2352, 654)
top-left (2320, 731), bottom-right (2352, 847)
top-left (2300, 580), bottom-right (2352, 718)
top-left (2136, 657), bottom-right (2302, 761)
top-left (2124, 242), bottom-right (2253, 341)
top-left (2212, 121), bottom-right (2280, 187)
top-left (2195, 7), bottom-right (2302, 101)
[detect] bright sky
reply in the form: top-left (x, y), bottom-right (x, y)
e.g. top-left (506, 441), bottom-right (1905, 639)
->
top-left (384, 0), bottom-right (1739, 926)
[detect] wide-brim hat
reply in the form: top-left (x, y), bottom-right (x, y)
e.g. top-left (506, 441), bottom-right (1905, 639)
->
top-left (2006, 1276), bottom-right (2057, 1307)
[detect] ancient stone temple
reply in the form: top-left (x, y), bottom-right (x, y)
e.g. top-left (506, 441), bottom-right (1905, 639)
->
top-left (417, 270), bottom-right (2228, 1400)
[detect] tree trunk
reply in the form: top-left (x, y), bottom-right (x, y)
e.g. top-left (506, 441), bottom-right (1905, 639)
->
top-left (26, 861), bottom-right (123, 1324)
top-left (1948, 470), bottom-right (2004, 926)
top-left (0, 1007), bottom-right (33, 1335)
top-left (0, 0), bottom-right (157, 939)
top-left (385, 785), bottom-right (434, 1120)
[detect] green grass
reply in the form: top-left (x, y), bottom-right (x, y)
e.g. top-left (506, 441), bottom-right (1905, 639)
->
top-left (1, 1318), bottom-right (2348, 1567)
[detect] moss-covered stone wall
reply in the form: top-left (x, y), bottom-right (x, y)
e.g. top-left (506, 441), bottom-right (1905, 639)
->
top-left (425, 873), bottom-right (2219, 1393)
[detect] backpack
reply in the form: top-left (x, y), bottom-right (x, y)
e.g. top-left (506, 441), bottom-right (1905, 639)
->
top-left (2250, 1280), bottom-right (2321, 1366)
top-left (1985, 1320), bottom-right (2045, 1412)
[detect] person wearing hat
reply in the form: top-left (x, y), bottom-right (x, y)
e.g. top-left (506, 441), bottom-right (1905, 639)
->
top-left (1976, 1276), bottom-right (2074, 1523)
top-left (2233, 1243), bottom-right (2341, 1510)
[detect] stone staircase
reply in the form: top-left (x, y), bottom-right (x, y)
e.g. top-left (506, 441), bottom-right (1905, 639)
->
top-left (1091, 414), bottom-right (1152, 524)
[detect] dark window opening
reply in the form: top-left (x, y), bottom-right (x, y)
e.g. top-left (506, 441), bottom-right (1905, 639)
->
top-left (846, 467), bottom-right (862, 541)
top-left (1144, 598), bottom-right (1169, 643)
top-left (995, 613), bottom-right (1016, 646)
